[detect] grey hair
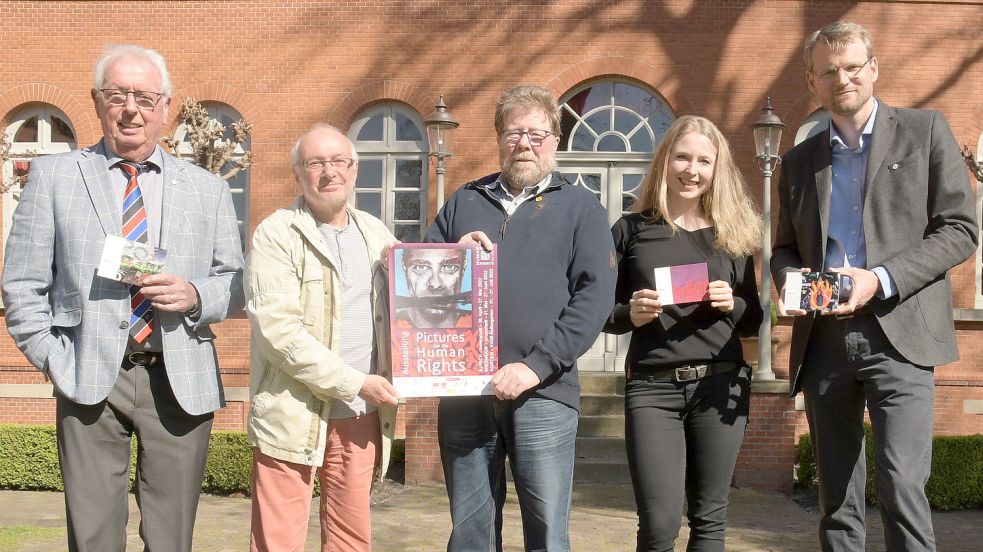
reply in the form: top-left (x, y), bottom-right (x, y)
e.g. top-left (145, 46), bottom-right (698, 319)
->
top-left (93, 45), bottom-right (172, 97)
top-left (803, 21), bottom-right (874, 72)
top-left (494, 85), bottom-right (561, 136)
top-left (289, 122), bottom-right (359, 170)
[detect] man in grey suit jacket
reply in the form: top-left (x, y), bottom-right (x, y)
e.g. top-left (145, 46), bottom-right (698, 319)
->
top-left (1, 45), bottom-right (244, 552)
top-left (772, 22), bottom-right (978, 552)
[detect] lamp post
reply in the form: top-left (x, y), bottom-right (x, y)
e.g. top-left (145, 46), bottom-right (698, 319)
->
top-left (750, 97), bottom-right (785, 381)
top-left (424, 96), bottom-right (460, 211)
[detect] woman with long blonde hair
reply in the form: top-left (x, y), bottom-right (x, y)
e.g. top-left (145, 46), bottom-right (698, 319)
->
top-left (605, 115), bottom-right (763, 552)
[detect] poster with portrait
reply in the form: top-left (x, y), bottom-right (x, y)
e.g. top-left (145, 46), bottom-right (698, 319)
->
top-left (389, 243), bottom-right (498, 397)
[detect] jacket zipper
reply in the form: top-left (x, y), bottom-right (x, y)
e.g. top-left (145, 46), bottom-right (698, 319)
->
top-left (474, 181), bottom-right (561, 239)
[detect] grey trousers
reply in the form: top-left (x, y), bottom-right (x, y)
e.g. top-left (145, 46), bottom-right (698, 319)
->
top-left (802, 314), bottom-right (936, 552)
top-left (56, 361), bottom-right (213, 552)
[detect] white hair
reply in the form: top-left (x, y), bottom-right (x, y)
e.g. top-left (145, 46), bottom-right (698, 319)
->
top-left (93, 45), bottom-right (172, 97)
top-left (289, 122), bottom-right (360, 169)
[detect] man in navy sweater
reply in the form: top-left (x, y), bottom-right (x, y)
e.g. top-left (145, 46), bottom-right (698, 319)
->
top-left (426, 84), bottom-right (616, 552)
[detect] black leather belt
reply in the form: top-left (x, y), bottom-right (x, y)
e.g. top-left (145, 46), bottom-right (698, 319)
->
top-left (125, 351), bottom-right (163, 367)
top-left (628, 361), bottom-right (742, 383)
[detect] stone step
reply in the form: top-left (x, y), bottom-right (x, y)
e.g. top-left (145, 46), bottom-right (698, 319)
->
top-left (578, 415), bottom-right (625, 437)
top-left (575, 436), bottom-right (627, 462)
top-left (578, 372), bottom-right (626, 395)
top-left (579, 394), bottom-right (624, 416)
top-left (573, 460), bottom-right (632, 485)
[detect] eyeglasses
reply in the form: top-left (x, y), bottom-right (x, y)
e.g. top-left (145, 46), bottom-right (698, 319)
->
top-left (302, 158), bottom-right (355, 172)
top-left (501, 129), bottom-right (554, 147)
top-left (99, 89), bottom-right (164, 110)
top-left (812, 57), bottom-right (872, 82)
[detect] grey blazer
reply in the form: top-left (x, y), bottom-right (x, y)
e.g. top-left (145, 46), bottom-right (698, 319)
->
top-left (1, 143), bottom-right (245, 416)
top-left (771, 101), bottom-right (978, 394)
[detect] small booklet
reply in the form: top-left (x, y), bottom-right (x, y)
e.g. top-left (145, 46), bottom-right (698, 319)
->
top-left (97, 235), bottom-right (167, 285)
top-left (653, 262), bottom-right (709, 305)
top-left (783, 271), bottom-right (840, 312)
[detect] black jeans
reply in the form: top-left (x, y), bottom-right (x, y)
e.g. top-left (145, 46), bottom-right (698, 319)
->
top-left (625, 366), bottom-right (750, 552)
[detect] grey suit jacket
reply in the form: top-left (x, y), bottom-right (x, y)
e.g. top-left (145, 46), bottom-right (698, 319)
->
top-left (1, 142), bottom-right (245, 415)
top-left (771, 101), bottom-right (978, 395)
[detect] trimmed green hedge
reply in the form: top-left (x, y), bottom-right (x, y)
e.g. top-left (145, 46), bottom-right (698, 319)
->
top-left (0, 424), bottom-right (253, 495)
top-left (0, 424), bottom-right (406, 497)
top-left (796, 424), bottom-right (983, 510)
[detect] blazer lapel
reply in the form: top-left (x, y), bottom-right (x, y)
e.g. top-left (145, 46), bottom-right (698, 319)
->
top-left (79, 148), bottom-right (121, 237)
top-left (812, 126), bottom-right (833, 270)
top-left (159, 152), bottom-right (189, 251)
top-left (863, 101), bottom-right (897, 203)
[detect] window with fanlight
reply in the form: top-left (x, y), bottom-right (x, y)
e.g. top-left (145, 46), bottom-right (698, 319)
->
top-left (557, 79), bottom-right (674, 224)
top-left (3, 104), bottom-right (78, 242)
top-left (348, 103), bottom-right (429, 242)
top-left (556, 79), bottom-right (675, 373)
top-left (976, 132), bottom-right (983, 309)
top-left (170, 102), bottom-right (251, 248)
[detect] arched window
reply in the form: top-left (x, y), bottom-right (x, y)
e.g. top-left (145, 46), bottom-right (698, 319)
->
top-left (556, 80), bottom-right (675, 373)
top-left (3, 104), bottom-right (77, 241)
top-left (348, 103), bottom-right (429, 242)
top-left (171, 102), bottom-right (250, 248)
top-left (976, 132), bottom-right (983, 308)
top-left (557, 80), bottom-right (674, 226)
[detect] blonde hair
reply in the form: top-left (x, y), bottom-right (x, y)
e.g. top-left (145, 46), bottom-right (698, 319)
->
top-left (803, 21), bottom-right (874, 72)
top-left (494, 85), bottom-right (561, 136)
top-left (632, 115), bottom-right (762, 258)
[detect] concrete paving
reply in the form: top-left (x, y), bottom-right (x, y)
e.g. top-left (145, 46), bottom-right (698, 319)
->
top-left (1, 484), bottom-right (981, 551)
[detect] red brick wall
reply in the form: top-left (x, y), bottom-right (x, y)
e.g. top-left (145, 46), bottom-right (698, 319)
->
top-left (1, 0), bottom-right (981, 491)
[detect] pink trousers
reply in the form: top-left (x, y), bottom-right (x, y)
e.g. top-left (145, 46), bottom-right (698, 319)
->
top-left (250, 412), bottom-right (380, 552)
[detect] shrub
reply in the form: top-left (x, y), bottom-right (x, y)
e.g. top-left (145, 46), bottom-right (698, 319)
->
top-left (795, 425), bottom-right (983, 511)
top-left (0, 424), bottom-right (408, 497)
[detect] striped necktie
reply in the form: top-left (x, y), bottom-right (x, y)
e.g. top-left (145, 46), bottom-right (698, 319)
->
top-left (119, 161), bottom-right (153, 343)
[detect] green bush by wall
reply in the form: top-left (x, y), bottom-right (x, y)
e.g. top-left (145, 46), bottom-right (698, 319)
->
top-left (796, 424), bottom-right (983, 511)
top-left (0, 424), bottom-right (407, 497)
top-left (0, 424), bottom-right (253, 495)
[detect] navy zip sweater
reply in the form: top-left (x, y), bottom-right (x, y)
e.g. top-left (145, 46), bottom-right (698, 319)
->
top-left (425, 172), bottom-right (617, 412)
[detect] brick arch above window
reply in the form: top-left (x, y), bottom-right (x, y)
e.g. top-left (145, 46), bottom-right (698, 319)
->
top-left (327, 81), bottom-right (433, 130)
top-left (168, 82), bottom-right (262, 133)
top-left (547, 56), bottom-right (689, 115)
top-left (0, 84), bottom-right (94, 145)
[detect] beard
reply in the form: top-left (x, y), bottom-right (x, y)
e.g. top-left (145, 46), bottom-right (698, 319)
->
top-left (827, 87), bottom-right (873, 118)
top-left (501, 152), bottom-right (556, 192)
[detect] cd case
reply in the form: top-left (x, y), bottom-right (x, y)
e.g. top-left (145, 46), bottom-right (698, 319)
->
top-left (97, 236), bottom-right (166, 285)
top-left (783, 271), bottom-right (840, 312)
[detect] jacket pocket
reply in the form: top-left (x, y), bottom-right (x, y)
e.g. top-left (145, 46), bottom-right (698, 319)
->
top-left (51, 290), bottom-right (82, 328)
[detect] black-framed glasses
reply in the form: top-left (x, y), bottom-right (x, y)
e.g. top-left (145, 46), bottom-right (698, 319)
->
top-left (501, 129), bottom-right (554, 147)
top-left (99, 89), bottom-right (164, 110)
top-left (813, 57), bottom-right (872, 82)
top-left (302, 158), bottom-right (355, 172)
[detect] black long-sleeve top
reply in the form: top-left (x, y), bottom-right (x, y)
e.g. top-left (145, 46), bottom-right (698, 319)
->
top-left (605, 212), bottom-right (762, 373)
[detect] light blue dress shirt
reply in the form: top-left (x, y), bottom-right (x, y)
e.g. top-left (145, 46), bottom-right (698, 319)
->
top-left (824, 100), bottom-right (896, 299)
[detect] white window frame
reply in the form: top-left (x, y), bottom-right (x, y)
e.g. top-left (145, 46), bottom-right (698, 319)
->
top-left (3, 105), bottom-right (77, 245)
top-left (170, 102), bottom-right (250, 249)
top-left (975, 132), bottom-right (982, 309)
top-left (556, 79), bottom-right (673, 373)
top-left (348, 103), bottom-right (429, 242)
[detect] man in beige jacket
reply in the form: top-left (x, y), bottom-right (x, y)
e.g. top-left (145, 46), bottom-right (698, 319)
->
top-left (246, 123), bottom-right (399, 552)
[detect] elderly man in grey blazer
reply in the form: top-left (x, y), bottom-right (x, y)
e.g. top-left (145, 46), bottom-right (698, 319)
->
top-left (772, 22), bottom-right (978, 552)
top-left (1, 45), bottom-right (244, 552)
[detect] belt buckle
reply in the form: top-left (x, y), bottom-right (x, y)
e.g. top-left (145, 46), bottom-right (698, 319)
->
top-left (673, 364), bottom-right (707, 382)
top-left (127, 351), bottom-right (158, 366)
